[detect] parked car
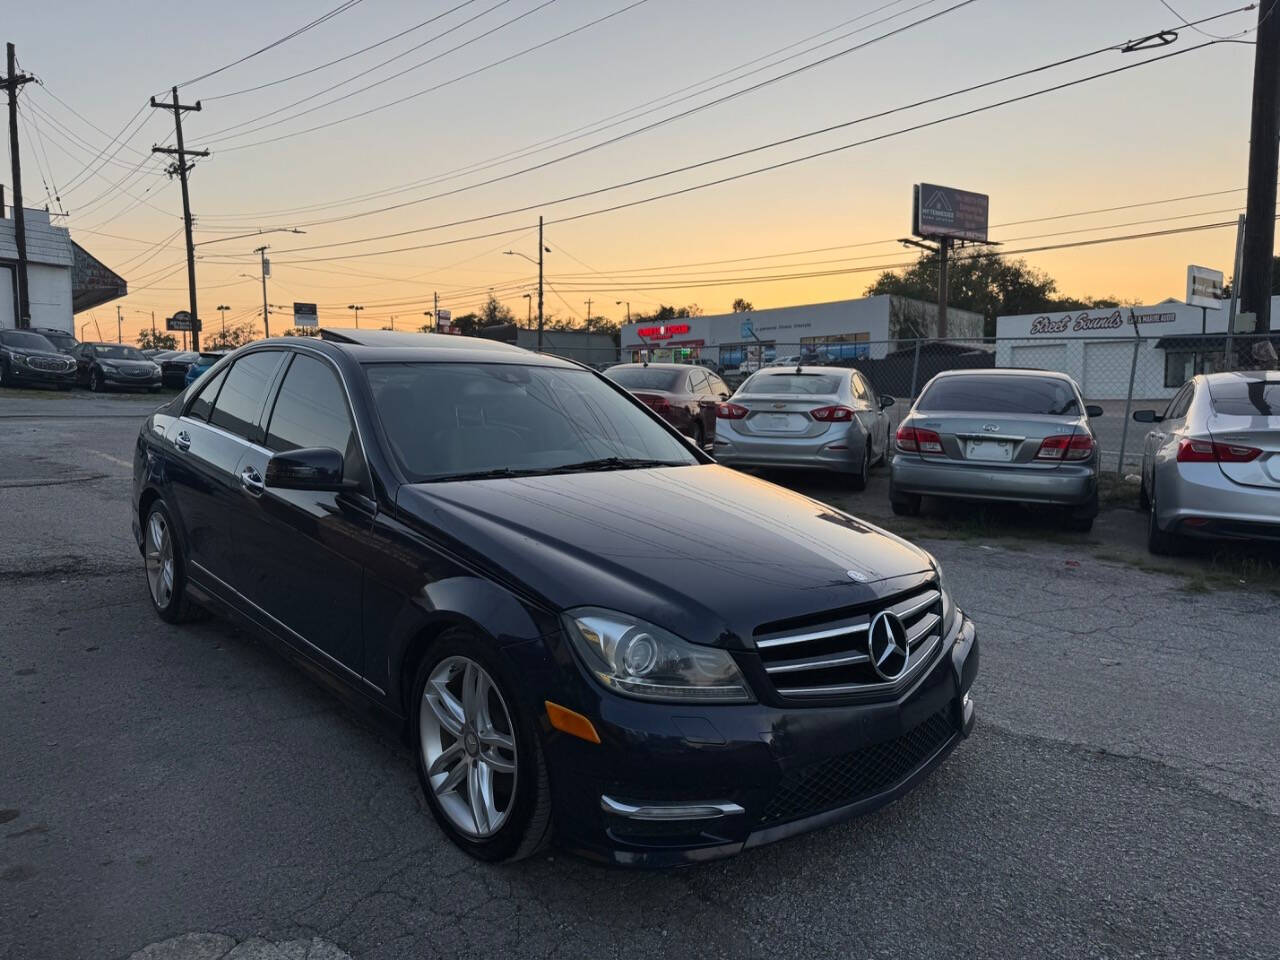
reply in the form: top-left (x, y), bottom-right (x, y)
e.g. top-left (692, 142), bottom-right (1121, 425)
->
top-left (714, 367), bottom-right (894, 490)
top-left (766, 354), bottom-right (804, 368)
top-left (694, 357), bottom-right (725, 375)
top-left (604, 362), bottom-right (730, 448)
top-left (183, 350), bottom-right (229, 388)
top-left (0, 329), bottom-right (77, 390)
top-left (28, 326), bottom-right (78, 355)
top-left (1133, 370), bottom-right (1280, 553)
top-left (157, 350), bottom-right (200, 389)
top-left (132, 331), bottom-right (977, 867)
top-left (72, 342), bottom-right (162, 392)
top-left (736, 350), bottom-right (776, 375)
top-left (889, 369), bottom-right (1102, 530)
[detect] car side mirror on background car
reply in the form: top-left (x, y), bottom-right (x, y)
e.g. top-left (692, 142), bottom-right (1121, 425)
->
top-left (1132, 409), bottom-right (1161, 423)
top-left (879, 395), bottom-right (896, 409)
top-left (266, 447), bottom-right (347, 491)
top-left (1086, 404), bottom-right (1104, 418)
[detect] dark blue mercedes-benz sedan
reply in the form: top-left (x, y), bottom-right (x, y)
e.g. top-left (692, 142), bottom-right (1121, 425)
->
top-left (131, 330), bottom-right (978, 867)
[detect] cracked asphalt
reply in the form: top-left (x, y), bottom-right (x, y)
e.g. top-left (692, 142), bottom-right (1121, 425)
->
top-left (1, 390), bottom-right (1277, 960)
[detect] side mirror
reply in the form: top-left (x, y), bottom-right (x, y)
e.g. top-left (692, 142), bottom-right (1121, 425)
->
top-left (1132, 409), bottom-right (1160, 423)
top-left (1085, 404), bottom-right (1104, 418)
top-left (879, 395), bottom-right (896, 409)
top-left (266, 447), bottom-right (345, 491)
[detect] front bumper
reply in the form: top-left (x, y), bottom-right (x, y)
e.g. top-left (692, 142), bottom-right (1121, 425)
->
top-left (103, 370), bottom-right (161, 389)
top-left (890, 453), bottom-right (1096, 508)
top-left (6, 363), bottom-right (75, 386)
top-left (539, 611), bottom-right (978, 867)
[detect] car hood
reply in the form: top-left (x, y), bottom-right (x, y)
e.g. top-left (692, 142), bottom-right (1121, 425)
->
top-left (396, 464), bottom-right (933, 648)
top-left (100, 358), bottom-right (155, 370)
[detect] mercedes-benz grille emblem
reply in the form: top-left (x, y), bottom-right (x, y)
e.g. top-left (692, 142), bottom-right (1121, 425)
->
top-left (867, 610), bottom-right (910, 681)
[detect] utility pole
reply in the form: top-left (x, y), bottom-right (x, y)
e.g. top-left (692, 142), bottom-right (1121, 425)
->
top-left (523, 293), bottom-right (532, 327)
top-left (584, 298), bottom-right (593, 325)
top-left (216, 304), bottom-right (229, 337)
top-left (936, 237), bottom-right (950, 339)
top-left (4, 43), bottom-right (36, 328)
top-left (151, 87), bottom-right (208, 350)
top-left (1241, 0), bottom-right (1280, 334)
top-left (616, 300), bottom-right (630, 322)
top-left (254, 246), bottom-right (270, 337)
top-left (433, 291), bottom-right (439, 330)
top-left (116, 304), bottom-right (123, 343)
top-left (538, 215), bottom-right (545, 352)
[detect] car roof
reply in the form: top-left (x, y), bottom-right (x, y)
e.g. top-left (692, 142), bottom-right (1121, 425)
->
top-left (748, 365), bottom-right (848, 375)
top-left (606, 362), bottom-right (691, 371)
top-left (248, 328), bottom-right (580, 369)
top-left (1201, 370), bottom-right (1280, 386)
top-left (933, 367), bottom-right (1075, 382)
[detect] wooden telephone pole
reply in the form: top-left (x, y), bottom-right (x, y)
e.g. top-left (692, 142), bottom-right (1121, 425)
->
top-left (1241, 0), bottom-right (1280, 334)
top-left (150, 88), bottom-right (208, 350)
top-left (4, 43), bottom-right (36, 328)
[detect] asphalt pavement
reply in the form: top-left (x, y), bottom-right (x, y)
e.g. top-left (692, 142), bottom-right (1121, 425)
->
top-left (1, 389), bottom-right (1277, 960)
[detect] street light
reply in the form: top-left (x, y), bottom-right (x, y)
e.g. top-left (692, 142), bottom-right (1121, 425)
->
top-left (216, 304), bottom-right (230, 337)
top-left (522, 293), bottom-right (532, 328)
top-left (616, 300), bottom-right (630, 322)
top-left (348, 304), bottom-right (364, 328)
top-left (504, 214), bottom-right (549, 350)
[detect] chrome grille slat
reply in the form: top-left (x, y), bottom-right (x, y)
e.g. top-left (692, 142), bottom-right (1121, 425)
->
top-left (754, 582), bottom-right (944, 701)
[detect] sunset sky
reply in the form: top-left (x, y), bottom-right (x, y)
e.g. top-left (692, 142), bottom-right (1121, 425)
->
top-left (5, 0), bottom-right (1264, 342)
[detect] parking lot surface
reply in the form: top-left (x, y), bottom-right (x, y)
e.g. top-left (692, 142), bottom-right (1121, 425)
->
top-left (2, 391), bottom-right (1277, 960)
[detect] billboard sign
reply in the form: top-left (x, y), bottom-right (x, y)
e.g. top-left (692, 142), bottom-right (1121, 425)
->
top-left (636, 323), bottom-right (691, 340)
top-left (166, 310), bottom-right (194, 332)
top-left (1186, 265), bottom-right (1224, 309)
top-left (913, 183), bottom-right (989, 242)
top-left (293, 302), bottom-right (318, 328)
top-left (435, 308), bottom-right (452, 331)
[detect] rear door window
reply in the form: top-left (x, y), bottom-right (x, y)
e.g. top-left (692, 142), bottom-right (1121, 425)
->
top-left (917, 375), bottom-right (1080, 416)
top-left (208, 351), bottom-right (285, 441)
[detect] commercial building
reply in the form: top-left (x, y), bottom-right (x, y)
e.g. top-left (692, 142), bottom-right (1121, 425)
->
top-left (0, 204), bottom-right (126, 333)
top-left (995, 298), bottom-right (1280, 400)
top-left (619, 295), bottom-right (983, 367)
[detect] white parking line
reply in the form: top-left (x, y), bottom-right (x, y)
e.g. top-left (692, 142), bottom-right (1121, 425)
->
top-left (91, 450), bottom-right (133, 469)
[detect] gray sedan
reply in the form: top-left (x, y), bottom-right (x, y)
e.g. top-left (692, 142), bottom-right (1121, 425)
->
top-left (712, 366), bottom-right (894, 489)
top-left (1134, 370), bottom-right (1280, 553)
top-left (889, 369), bottom-right (1103, 531)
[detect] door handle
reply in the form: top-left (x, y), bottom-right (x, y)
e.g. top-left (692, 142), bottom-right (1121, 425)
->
top-left (239, 465), bottom-right (265, 497)
top-left (174, 430), bottom-right (191, 451)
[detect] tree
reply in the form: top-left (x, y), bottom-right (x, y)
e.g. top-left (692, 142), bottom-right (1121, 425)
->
top-left (204, 321), bottom-right (258, 351)
top-left (281, 327), bottom-right (322, 338)
top-left (865, 253), bottom-right (1130, 337)
top-left (731, 298), bottom-right (753, 313)
top-left (478, 294), bottom-right (515, 328)
top-left (136, 329), bottom-right (177, 351)
top-left (629, 303), bottom-right (703, 325)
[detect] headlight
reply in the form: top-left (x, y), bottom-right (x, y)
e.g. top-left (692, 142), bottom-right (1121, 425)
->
top-left (14, 352), bottom-right (31, 366)
top-left (99, 361), bottom-right (118, 371)
top-left (563, 607), bottom-right (753, 703)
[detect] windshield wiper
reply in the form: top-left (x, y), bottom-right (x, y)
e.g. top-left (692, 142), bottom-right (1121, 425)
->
top-left (424, 467), bottom-right (543, 483)
top-left (544, 457), bottom-right (688, 474)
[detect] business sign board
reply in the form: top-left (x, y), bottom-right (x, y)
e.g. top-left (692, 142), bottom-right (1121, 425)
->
top-left (636, 323), bottom-right (691, 340)
top-left (740, 319), bottom-right (753, 339)
top-left (166, 310), bottom-right (194, 332)
top-left (913, 183), bottom-right (989, 242)
top-left (1027, 309), bottom-right (1177, 336)
top-left (293, 302), bottom-right (318, 328)
top-left (435, 308), bottom-right (452, 331)
top-left (1186, 265), bottom-right (1224, 309)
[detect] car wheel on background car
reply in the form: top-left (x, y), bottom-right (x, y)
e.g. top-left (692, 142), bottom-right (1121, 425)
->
top-left (692, 422), bottom-right (706, 451)
top-left (90, 369), bottom-right (105, 392)
top-left (1138, 474), bottom-right (1151, 511)
top-left (412, 629), bottom-right (552, 863)
top-left (889, 482), bottom-right (920, 516)
top-left (850, 440), bottom-right (870, 491)
top-left (142, 499), bottom-right (202, 623)
top-left (1146, 486), bottom-right (1180, 555)
top-left (0, 364), bottom-right (8, 387)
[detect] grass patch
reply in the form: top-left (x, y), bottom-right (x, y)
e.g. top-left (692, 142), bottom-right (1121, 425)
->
top-left (1090, 541), bottom-right (1280, 595)
top-left (1097, 472), bottom-right (1141, 510)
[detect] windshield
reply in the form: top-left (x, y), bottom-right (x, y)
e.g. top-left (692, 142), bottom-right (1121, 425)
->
top-left (0, 331), bottom-right (57, 351)
top-left (918, 375), bottom-right (1080, 416)
top-left (741, 373), bottom-right (841, 395)
top-left (95, 345), bottom-right (147, 361)
top-left (366, 362), bottom-right (699, 481)
top-left (39, 332), bottom-right (76, 351)
top-left (605, 367), bottom-right (684, 391)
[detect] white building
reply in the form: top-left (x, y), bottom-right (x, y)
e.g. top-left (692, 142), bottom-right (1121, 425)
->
top-left (0, 205), bottom-right (126, 333)
top-left (619, 295), bottom-right (984, 367)
top-left (995, 299), bottom-right (1280, 401)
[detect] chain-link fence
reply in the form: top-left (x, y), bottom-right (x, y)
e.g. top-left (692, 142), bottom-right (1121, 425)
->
top-left (567, 333), bottom-right (1279, 473)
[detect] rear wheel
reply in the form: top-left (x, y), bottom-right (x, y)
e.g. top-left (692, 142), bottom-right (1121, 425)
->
top-left (1146, 486), bottom-right (1180, 555)
top-left (142, 500), bottom-right (201, 623)
top-left (692, 421), bottom-right (706, 451)
top-left (1138, 473), bottom-right (1151, 511)
top-left (850, 441), bottom-right (870, 491)
top-left (0, 363), bottom-right (8, 388)
top-left (413, 630), bottom-right (552, 862)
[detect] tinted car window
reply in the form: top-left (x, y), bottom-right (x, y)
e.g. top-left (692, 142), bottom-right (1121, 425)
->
top-left (36, 331), bottom-right (76, 352)
top-left (606, 367), bottom-right (685, 391)
top-left (740, 373), bottom-right (841, 395)
top-left (1166, 384), bottom-right (1194, 420)
top-left (266, 354), bottom-right (356, 456)
top-left (0, 331), bottom-right (56, 351)
top-left (1208, 382), bottom-right (1278, 417)
top-left (187, 367), bottom-right (228, 422)
top-left (917, 375), bottom-right (1080, 416)
top-left (208, 351), bottom-right (284, 440)
top-left (366, 362), bottom-right (698, 481)
top-left (92, 344), bottom-right (147, 361)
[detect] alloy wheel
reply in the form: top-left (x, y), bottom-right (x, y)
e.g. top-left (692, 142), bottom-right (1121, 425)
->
top-left (144, 510), bottom-right (174, 608)
top-left (420, 656), bottom-right (518, 839)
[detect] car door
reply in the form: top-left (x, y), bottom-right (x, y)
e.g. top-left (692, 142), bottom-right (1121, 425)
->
top-left (232, 351), bottom-right (374, 677)
top-left (850, 372), bottom-right (878, 454)
top-left (687, 368), bottom-right (717, 439)
top-left (74, 344), bottom-right (93, 385)
top-left (1149, 383), bottom-right (1193, 489)
top-left (857, 372), bottom-right (888, 459)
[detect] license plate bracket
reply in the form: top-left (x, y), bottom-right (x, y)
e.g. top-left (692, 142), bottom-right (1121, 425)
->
top-left (964, 439), bottom-right (1014, 462)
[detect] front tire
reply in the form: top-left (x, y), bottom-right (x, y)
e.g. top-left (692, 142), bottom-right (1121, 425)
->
top-left (90, 369), bottom-right (105, 393)
top-left (142, 500), bottom-right (201, 623)
top-left (412, 630), bottom-right (552, 862)
top-left (850, 440), bottom-right (870, 491)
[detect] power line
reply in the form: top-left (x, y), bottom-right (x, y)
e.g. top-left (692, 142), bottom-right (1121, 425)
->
top-left (202, 0), bottom-right (656, 151)
top-left (222, 36), bottom-right (1223, 264)
top-left (173, 0), bottom-right (368, 90)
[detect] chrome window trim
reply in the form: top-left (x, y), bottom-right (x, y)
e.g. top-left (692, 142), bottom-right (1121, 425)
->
top-left (176, 414), bottom-right (273, 458)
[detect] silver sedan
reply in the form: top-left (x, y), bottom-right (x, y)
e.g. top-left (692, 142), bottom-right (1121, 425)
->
top-left (889, 369), bottom-right (1103, 531)
top-left (1134, 370), bottom-right (1280, 553)
top-left (712, 366), bottom-right (894, 489)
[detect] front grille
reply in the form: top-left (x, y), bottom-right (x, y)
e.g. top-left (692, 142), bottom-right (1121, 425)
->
top-left (754, 582), bottom-right (944, 700)
top-left (28, 357), bottom-right (70, 372)
top-left (759, 708), bottom-right (956, 825)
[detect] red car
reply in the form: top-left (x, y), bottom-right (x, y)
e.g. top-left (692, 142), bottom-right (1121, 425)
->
top-left (605, 363), bottom-right (731, 449)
